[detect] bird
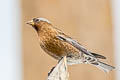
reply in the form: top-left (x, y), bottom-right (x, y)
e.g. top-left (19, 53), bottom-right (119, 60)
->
top-left (27, 17), bottom-right (115, 72)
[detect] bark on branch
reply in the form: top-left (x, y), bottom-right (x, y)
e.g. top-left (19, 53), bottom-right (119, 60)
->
top-left (47, 56), bottom-right (69, 80)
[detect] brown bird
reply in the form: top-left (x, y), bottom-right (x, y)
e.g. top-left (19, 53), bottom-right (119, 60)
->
top-left (27, 18), bottom-right (115, 72)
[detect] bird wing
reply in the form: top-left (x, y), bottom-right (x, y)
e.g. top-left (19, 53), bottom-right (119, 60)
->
top-left (57, 35), bottom-right (106, 59)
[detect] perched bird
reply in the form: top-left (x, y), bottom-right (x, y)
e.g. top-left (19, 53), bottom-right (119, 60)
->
top-left (27, 18), bottom-right (115, 72)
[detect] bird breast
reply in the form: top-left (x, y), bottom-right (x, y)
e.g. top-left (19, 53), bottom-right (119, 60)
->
top-left (38, 31), bottom-right (80, 60)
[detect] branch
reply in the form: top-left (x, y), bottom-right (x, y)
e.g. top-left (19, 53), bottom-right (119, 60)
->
top-left (47, 56), bottom-right (69, 80)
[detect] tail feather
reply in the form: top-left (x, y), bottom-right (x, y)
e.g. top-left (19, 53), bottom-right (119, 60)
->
top-left (91, 52), bottom-right (106, 59)
top-left (83, 54), bottom-right (115, 72)
top-left (92, 61), bottom-right (115, 73)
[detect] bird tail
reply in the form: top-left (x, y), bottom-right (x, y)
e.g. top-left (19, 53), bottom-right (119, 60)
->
top-left (92, 61), bottom-right (115, 73)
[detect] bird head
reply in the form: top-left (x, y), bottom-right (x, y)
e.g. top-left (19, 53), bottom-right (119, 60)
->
top-left (27, 18), bottom-right (51, 31)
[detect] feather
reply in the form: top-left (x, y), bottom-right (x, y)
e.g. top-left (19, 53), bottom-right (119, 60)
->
top-left (91, 52), bottom-right (106, 59)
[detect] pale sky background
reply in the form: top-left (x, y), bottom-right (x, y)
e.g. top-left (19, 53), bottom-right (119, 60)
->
top-left (111, 0), bottom-right (120, 80)
top-left (0, 0), bottom-right (22, 80)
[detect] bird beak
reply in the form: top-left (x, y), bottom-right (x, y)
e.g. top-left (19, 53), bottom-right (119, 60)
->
top-left (26, 20), bottom-right (34, 26)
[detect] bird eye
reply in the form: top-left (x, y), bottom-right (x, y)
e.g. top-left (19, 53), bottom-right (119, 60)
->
top-left (33, 18), bottom-right (39, 22)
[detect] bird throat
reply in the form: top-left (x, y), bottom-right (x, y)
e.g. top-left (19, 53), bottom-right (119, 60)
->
top-left (33, 26), bottom-right (39, 32)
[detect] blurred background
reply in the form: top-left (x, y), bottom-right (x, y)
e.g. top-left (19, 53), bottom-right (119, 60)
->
top-left (0, 0), bottom-right (120, 80)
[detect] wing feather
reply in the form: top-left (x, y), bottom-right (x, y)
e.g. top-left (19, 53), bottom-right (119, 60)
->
top-left (57, 35), bottom-right (106, 59)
